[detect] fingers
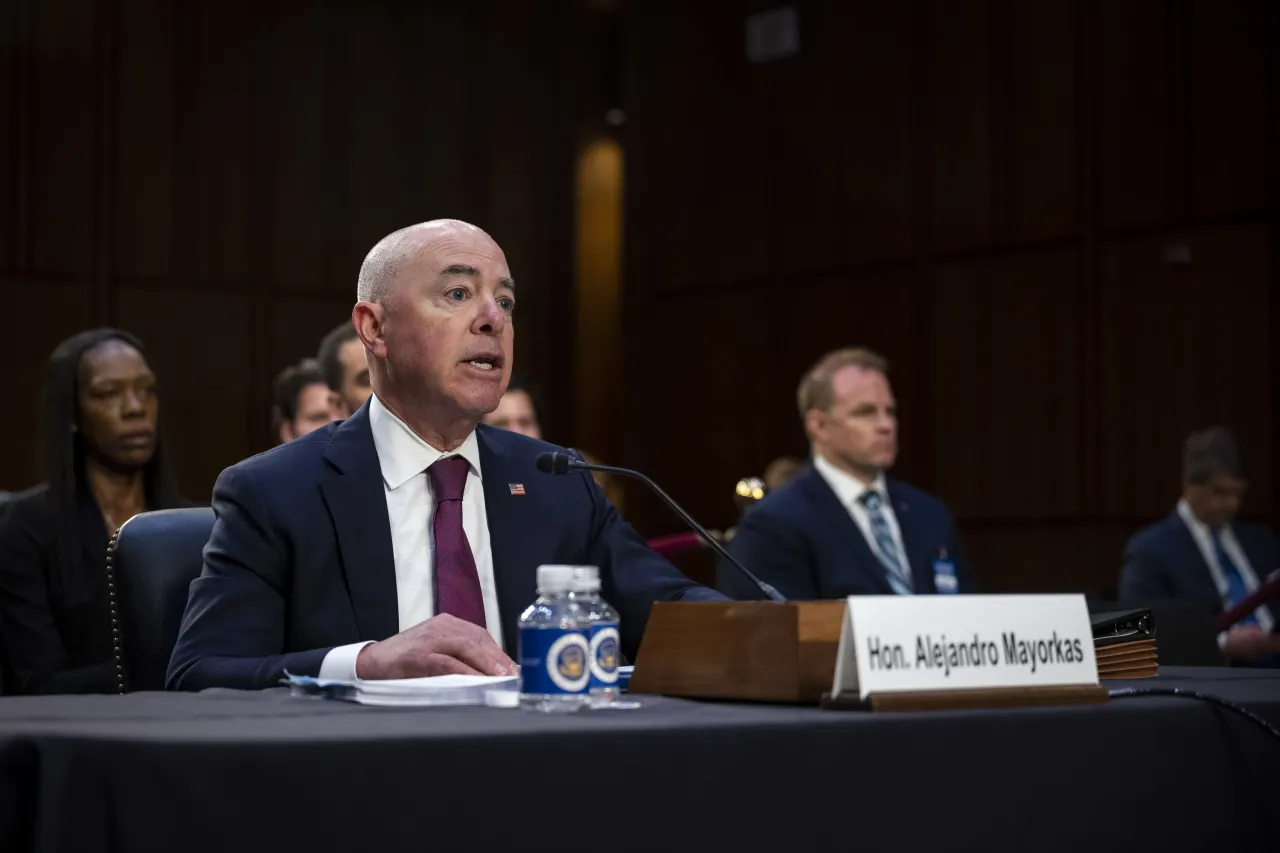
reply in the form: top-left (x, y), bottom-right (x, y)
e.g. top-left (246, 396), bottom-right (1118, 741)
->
top-left (435, 634), bottom-right (518, 676)
top-left (422, 654), bottom-right (484, 677)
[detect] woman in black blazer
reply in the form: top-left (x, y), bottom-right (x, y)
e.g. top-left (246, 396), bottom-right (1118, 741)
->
top-left (0, 328), bottom-right (182, 694)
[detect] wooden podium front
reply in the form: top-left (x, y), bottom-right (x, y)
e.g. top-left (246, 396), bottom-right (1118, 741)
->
top-left (629, 600), bottom-right (844, 703)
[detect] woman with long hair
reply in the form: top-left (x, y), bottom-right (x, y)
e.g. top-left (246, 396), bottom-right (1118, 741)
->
top-left (0, 328), bottom-right (183, 694)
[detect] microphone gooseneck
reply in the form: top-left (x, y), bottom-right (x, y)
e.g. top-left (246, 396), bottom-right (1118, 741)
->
top-left (533, 451), bottom-right (786, 602)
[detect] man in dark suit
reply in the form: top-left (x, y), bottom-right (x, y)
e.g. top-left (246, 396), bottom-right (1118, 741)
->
top-left (1120, 427), bottom-right (1279, 665)
top-left (719, 348), bottom-right (972, 601)
top-left (167, 219), bottom-right (722, 691)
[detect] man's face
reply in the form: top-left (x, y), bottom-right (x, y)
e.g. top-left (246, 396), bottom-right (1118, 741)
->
top-left (335, 337), bottom-right (371, 416)
top-left (1185, 473), bottom-right (1247, 530)
top-left (482, 389), bottom-right (541, 439)
top-left (374, 224), bottom-right (514, 420)
top-left (807, 365), bottom-right (898, 478)
top-left (280, 381), bottom-right (337, 444)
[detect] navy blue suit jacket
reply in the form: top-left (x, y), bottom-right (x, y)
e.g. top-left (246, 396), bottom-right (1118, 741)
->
top-left (1119, 514), bottom-right (1278, 620)
top-left (167, 406), bottom-right (722, 691)
top-left (718, 466), bottom-right (973, 600)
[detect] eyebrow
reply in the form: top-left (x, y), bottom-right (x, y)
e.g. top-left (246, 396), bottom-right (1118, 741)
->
top-left (440, 263), bottom-right (515, 290)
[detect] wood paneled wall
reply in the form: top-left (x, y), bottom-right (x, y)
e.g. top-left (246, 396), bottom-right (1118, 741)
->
top-left (3, 0), bottom-right (1276, 601)
top-left (0, 0), bottom-right (579, 499)
top-left (620, 0), bottom-right (1277, 596)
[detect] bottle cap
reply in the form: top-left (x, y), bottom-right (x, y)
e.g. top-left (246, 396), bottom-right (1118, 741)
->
top-left (571, 565), bottom-right (601, 592)
top-left (536, 564), bottom-right (576, 593)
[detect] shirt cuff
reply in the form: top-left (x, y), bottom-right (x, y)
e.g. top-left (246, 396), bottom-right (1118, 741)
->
top-left (1216, 631), bottom-right (1228, 652)
top-left (319, 641), bottom-right (375, 681)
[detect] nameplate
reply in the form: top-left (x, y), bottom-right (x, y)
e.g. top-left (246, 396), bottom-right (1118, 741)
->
top-left (831, 594), bottom-right (1098, 701)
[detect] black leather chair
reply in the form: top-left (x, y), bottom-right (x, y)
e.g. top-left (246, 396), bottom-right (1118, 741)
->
top-left (106, 507), bottom-right (214, 692)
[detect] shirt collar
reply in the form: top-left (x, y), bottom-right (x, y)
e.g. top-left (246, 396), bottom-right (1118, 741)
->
top-left (1177, 498), bottom-right (1230, 540)
top-left (368, 394), bottom-right (483, 490)
top-left (813, 453), bottom-right (888, 509)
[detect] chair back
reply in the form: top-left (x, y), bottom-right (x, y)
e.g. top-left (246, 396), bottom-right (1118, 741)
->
top-left (106, 507), bottom-right (215, 692)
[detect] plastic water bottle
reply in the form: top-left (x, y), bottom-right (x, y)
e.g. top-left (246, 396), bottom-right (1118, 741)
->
top-left (518, 565), bottom-right (590, 713)
top-left (571, 566), bottom-right (621, 708)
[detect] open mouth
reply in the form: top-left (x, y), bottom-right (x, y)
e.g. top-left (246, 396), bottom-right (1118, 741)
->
top-left (462, 355), bottom-right (503, 373)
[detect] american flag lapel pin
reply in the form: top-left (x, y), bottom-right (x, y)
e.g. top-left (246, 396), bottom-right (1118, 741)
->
top-left (509, 483), bottom-right (526, 496)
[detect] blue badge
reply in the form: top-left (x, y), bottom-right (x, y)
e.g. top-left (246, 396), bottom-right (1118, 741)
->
top-left (933, 551), bottom-right (959, 594)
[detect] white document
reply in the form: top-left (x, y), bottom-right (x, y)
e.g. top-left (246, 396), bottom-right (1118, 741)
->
top-left (285, 672), bottom-right (518, 707)
top-left (832, 594), bottom-right (1098, 701)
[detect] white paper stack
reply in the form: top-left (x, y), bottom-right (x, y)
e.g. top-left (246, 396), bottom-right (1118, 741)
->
top-left (284, 672), bottom-right (519, 707)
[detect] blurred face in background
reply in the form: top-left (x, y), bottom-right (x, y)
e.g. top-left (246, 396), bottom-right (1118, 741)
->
top-left (482, 388), bottom-right (541, 439)
top-left (335, 337), bottom-right (372, 416)
top-left (805, 365), bottom-right (897, 484)
top-left (280, 381), bottom-right (338, 444)
top-left (77, 339), bottom-right (159, 471)
top-left (1184, 472), bottom-right (1247, 530)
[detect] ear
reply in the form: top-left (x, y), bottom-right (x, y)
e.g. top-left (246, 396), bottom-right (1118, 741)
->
top-left (278, 422), bottom-right (293, 445)
top-left (804, 408), bottom-right (824, 443)
top-left (352, 302), bottom-right (387, 360)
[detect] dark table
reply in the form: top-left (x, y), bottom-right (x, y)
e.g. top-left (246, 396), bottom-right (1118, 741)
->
top-left (1, 667), bottom-right (1278, 853)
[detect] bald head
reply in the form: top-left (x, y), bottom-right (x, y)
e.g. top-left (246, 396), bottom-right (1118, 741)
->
top-left (357, 219), bottom-right (504, 304)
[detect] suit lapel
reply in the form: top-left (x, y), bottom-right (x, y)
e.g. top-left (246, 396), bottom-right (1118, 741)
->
top-left (889, 480), bottom-right (935, 594)
top-left (801, 468), bottom-right (896, 595)
top-left (319, 406), bottom-right (399, 642)
top-left (477, 426), bottom-right (532, 655)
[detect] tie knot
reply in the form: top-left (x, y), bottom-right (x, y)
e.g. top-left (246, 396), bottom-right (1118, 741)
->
top-left (428, 456), bottom-right (470, 502)
top-left (860, 491), bottom-right (882, 511)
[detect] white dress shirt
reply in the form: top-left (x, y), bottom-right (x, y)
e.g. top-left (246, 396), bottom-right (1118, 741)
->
top-left (1176, 500), bottom-right (1273, 634)
top-left (812, 453), bottom-right (912, 582)
top-left (319, 394), bottom-right (504, 680)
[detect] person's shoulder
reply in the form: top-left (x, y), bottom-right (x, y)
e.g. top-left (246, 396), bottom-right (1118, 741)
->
top-left (885, 477), bottom-right (950, 515)
top-left (1126, 514), bottom-right (1182, 552)
top-left (742, 470), bottom-right (818, 523)
top-left (0, 483), bottom-right (53, 524)
top-left (218, 422), bottom-right (341, 486)
top-left (1234, 519), bottom-right (1278, 550)
top-left (475, 426), bottom-right (589, 473)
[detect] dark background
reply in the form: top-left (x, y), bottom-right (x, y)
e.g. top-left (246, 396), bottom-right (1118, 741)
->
top-left (1, 0), bottom-right (1275, 598)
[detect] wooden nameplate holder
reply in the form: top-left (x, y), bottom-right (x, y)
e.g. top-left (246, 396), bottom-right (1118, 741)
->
top-left (629, 601), bottom-right (1109, 710)
top-left (629, 601), bottom-right (845, 703)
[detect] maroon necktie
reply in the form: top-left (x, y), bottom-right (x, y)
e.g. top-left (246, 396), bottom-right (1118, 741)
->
top-left (427, 457), bottom-right (486, 629)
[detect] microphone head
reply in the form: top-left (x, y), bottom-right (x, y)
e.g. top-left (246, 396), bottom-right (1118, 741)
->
top-left (535, 451), bottom-right (573, 475)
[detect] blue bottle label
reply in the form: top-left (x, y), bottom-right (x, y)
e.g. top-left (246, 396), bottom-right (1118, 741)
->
top-left (587, 623), bottom-right (620, 687)
top-left (933, 558), bottom-right (959, 594)
top-left (519, 627), bottom-right (589, 694)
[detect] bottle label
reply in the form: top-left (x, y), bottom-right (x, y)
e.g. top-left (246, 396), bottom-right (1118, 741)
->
top-left (588, 623), bottom-right (620, 686)
top-left (932, 558), bottom-right (959, 594)
top-left (519, 627), bottom-right (590, 694)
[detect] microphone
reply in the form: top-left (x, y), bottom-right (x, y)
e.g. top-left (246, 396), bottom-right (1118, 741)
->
top-left (535, 451), bottom-right (787, 602)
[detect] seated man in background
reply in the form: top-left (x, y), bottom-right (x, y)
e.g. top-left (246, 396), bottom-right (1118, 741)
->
top-left (1120, 427), bottom-right (1279, 665)
top-left (720, 347), bottom-right (972, 600)
top-left (167, 219), bottom-right (721, 691)
top-left (480, 379), bottom-right (542, 439)
top-left (317, 322), bottom-right (373, 418)
top-left (271, 359), bottom-right (338, 444)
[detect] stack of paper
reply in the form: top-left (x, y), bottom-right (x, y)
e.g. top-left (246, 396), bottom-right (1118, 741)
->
top-left (1095, 638), bottom-right (1158, 680)
top-left (284, 672), bottom-right (519, 707)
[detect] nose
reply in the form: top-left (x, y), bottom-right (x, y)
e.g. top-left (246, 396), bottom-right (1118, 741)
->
top-left (473, 296), bottom-right (507, 336)
top-left (121, 388), bottom-right (146, 418)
